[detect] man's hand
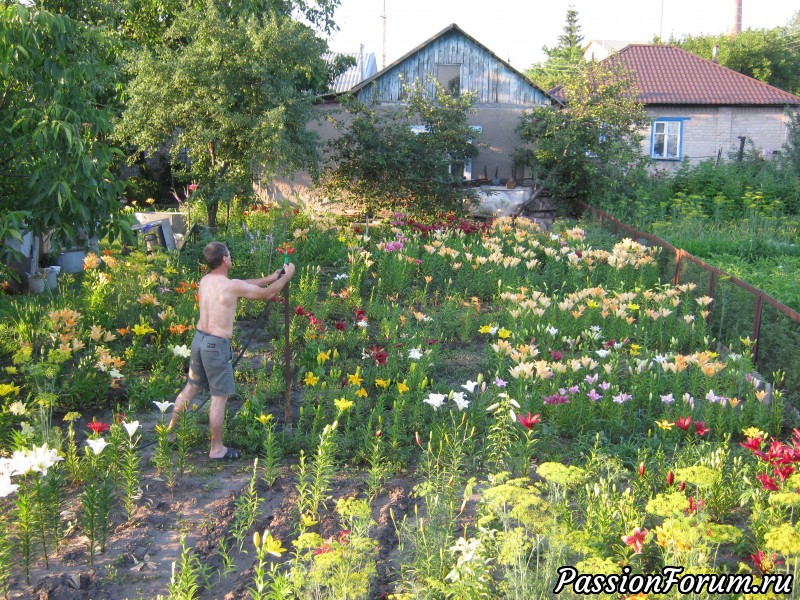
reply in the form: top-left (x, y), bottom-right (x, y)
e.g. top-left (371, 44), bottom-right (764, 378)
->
top-left (281, 262), bottom-right (296, 278)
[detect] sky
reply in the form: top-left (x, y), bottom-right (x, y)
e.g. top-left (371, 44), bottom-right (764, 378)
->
top-left (325, 0), bottom-right (798, 70)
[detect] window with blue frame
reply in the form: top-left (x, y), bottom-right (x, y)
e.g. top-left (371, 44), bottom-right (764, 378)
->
top-left (651, 119), bottom-right (683, 160)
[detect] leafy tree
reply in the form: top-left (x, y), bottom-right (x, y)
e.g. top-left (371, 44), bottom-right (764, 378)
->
top-left (0, 3), bottom-right (125, 255)
top-left (514, 61), bottom-right (649, 209)
top-left (525, 7), bottom-right (585, 92)
top-left (319, 81), bottom-right (480, 216)
top-left (673, 27), bottom-right (800, 95)
top-left (115, 0), bottom-right (344, 228)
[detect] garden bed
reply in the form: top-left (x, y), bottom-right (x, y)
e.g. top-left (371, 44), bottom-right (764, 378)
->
top-left (1, 207), bottom-right (798, 599)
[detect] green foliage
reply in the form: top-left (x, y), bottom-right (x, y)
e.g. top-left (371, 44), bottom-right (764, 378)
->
top-left (515, 60), bottom-right (649, 210)
top-left (320, 81), bottom-right (480, 216)
top-left (525, 7), bottom-right (585, 91)
top-left (0, 4), bottom-right (128, 249)
top-left (115, 0), bottom-right (343, 228)
top-left (672, 27), bottom-right (800, 95)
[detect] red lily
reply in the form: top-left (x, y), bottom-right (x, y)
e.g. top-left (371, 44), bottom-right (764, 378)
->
top-left (756, 472), bottom-right (780, 492)
top-left (276, 243), bottom-right (295, 255)
top-left (685, 496), bottom-right (705, 515)
top-left (517, 412), bottom-right (541, 430)
top-left (740, 437), bottom-right (763, 452)
top-left (368, 345), bottom-right (389, 366)
top-left (335, 322), bottom-right (346, 331)
top-left (751, 550), bottom-right (782, 574)
top-left (87, 421), bottom-right (110, 434)
top-left (674, 415), bottom-right (693, 431)
top-left (694, 421), bottom-right (711, 436)
top-left (774, 465), bottom-right (795, 482)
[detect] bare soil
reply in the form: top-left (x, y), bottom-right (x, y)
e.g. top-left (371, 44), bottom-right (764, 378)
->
top-left (9, 398), bottom-right (415, 600)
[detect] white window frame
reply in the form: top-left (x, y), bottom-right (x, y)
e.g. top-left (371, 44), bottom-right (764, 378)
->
top-left (651, 119), bottom-right (683, 160)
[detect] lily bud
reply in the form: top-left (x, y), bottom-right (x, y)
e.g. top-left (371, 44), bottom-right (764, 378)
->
top-left (667, 471), bottom-right (674, 487)
top-left (638, 463), bottom-right (645, 478)
top-left (679, 481), bottom-right (685, 492)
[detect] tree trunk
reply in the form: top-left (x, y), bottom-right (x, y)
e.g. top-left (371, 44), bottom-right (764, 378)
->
top-left (207, 141), bottom-right (219, 229)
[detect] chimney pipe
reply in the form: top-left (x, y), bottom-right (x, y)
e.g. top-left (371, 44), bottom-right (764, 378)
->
top-left (712, 45), bottom-right (719, 63)
top-left (359, 44), bottom-right (365, 79)
top-left (731, 0), bottom-right (742, 36)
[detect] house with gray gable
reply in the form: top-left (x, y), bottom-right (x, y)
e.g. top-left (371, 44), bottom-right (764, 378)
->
top-left (265, 24), bottom-right (557, 203)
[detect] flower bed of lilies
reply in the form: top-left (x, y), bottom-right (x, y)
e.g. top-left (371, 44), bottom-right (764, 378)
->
top-left (0, 206), bottom-right (798, 599)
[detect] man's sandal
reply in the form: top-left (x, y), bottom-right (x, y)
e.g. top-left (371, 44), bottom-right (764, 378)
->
top-left (213, 447), bottom-right (242, 460)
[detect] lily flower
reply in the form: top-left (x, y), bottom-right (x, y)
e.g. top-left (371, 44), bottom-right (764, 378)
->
top-left (674, 416), bottom-right (693, 431)
top-left (408, 348), bottom-right (423, 360)
top-left (694, 421), bottom-right (711, 436)
top-left (462, 380), bottom-right (478, 393)
top-left (153, 400), bottom-right (174, 414)
top-left (517, 412), bottom-right (540, 430)
top-left (86, 438), bottom-right (109, 455)
top-left (621, 528), bottom-right (649, 554)
top-left (122, 421), bottom-right (140, 437)
top-left (452, 392), bottom-right (470, 411)
top-left (423, 393), bottom-right (446, 410)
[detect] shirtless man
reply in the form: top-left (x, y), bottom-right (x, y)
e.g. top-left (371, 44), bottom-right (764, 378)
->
top-left (168, 241), bottom-right (295, 459)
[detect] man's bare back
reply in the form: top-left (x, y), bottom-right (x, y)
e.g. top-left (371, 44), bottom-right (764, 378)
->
top-left (196, 274), bottom-right (243, 339)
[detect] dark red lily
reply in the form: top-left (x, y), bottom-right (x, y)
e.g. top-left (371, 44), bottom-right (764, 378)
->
top-left (517, 412), bottom-right (541, 430)
top-left (674, 415), bottom-right (693, 431)
top-left (756, 473), bottom-right (780, 492)
top-left (694, 421), bottom-right (711, 436)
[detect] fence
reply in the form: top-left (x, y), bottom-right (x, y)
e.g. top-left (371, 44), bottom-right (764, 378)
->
top-left (578, 201), bottom-right (800, 411)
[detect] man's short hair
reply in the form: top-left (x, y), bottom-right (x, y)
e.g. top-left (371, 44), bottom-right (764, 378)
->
top-left (203, 242), bottom-right (229, 269)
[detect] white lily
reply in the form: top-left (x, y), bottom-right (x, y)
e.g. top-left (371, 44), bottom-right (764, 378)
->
top-left (172, 344), bottom-right (191, 358)
top-left (153, 400), bottom-right (174, 414)
top-left (451, 392), bottom-right (470, 411)
top-left (123, 421), bottom-right (141, 437)
top-left (86, 438), bottom-right (110, 455)
top-left (408, 348), bottom-right (423, 360)
top-left (461, 380), bottom-right (478, 393)
top-left (423, 393), bottom-right (446, 410)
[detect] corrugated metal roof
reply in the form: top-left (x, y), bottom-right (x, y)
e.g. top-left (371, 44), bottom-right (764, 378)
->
top-left (323, 51), bottom-right (378, 94)
top-left (557, 45), bottom-right (800, 106)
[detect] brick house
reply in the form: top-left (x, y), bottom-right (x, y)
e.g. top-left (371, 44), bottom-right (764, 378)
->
top-left (582, 45), bottom-right (800, 170)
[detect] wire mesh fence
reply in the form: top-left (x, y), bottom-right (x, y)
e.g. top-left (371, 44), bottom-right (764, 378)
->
top-left (579, 201), bottom-right (800, 411)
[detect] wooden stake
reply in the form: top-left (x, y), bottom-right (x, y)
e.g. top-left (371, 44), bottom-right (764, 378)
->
top-left (283, 281), bottom-right (292, 430)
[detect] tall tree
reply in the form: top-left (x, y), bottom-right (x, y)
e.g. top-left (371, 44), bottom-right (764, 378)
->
top-left (525, 7), bottom-right (585, 92)
top-left (514, 61), bottom-right (649, 209)
top-left (673, 27), bottom-right (800, 95)
top-left (115, 0), bottom-right (344, 228)
top-left (0, 3), bottom-right (125, 254)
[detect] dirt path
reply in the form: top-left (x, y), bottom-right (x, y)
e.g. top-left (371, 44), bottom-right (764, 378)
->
top-left (12, 431), bottom-right (415, 600)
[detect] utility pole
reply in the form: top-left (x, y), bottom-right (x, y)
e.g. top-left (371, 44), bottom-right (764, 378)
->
top-left (381, 0), bottom-right (387, 68)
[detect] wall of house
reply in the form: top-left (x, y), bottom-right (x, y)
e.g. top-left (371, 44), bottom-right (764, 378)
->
top-left (643, 105), bottom-right (791, 172)
top-left (260, 102), bottom-right (535, 205)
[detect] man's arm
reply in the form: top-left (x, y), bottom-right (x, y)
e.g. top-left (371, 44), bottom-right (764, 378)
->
top-left (234, 264), bottom-right (295, 301)
top-left (242, 269), bottom-right (283, 287)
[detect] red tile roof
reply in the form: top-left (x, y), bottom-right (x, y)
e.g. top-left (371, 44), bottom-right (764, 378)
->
top-left (609, 45), bottom-right (800, 106)
top-left (550, 45), bottom-right (800, 106)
